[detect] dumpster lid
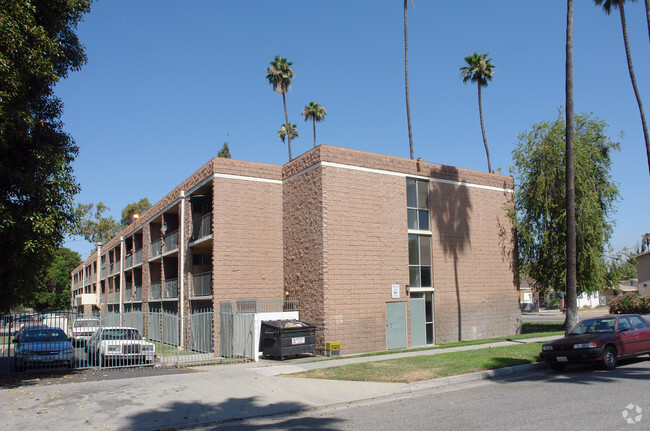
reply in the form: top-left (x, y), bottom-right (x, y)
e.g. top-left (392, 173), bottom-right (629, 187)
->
top-left (261, 319), bottom-right (314, 329)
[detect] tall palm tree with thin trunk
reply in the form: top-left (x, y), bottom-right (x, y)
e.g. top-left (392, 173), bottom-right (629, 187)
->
top-left (645, 0), bottom-right (650, 41)
top-left (565, 0), bottom-right (578, 333)
top-left (301, 102), bottom-right (327, 147)
top-left (459, 52), bottom-right (496, 173)
top-left (266, 56), bottom-right (295, 161)
top-left (594, 0), bottom-right (650, 176)
top-left (404, 0), bottom-right (415, 159)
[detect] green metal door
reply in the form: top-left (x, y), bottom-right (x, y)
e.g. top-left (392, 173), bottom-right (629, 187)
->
top-left (410, 297), bottom-right (426, 347)
top-left (386, 302), bottom-right (407, 350)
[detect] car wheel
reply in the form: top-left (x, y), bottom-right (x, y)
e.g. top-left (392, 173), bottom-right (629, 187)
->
top-left (550, 362), bottom-right (566, 371)
top-left (601, 346), bottom-right (617, 370)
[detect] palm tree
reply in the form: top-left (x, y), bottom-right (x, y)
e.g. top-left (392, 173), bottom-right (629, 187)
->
top-left (301, 102), bottom-right (327, 147)
top-left (277, 123), bottom-right (299, 159)
top-left (404, 0), bottom-right (415, 159)
top-left (645, 0), bottom-right (650, 42)
top-left (565, 0), bottom-right (578, 333)
top-left (459, 52), bottom-right (496, 173)
top-left (266, 56), bottom-right (296, 160)
top-left (594, 0), bottom-right (650, 176)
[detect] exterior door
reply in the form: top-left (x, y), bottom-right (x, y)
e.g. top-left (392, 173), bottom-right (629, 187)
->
top-left (386, 302), bottom-right (407, 350)
top-left (410, 297), bottom-right (426, 347)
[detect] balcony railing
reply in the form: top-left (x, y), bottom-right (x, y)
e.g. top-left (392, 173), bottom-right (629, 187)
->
top-left (151, 239), bottom-right (162, 259)
top-left (123, 285), bottom-right (142, 302)
top-left (163, 278), bottom-right (178, 299)
top-left (124, 287), bottom-right (132, 302)
top-left (192, 272), bottom-right (212, 297)
top-left (114, 261), bottom-right (121, 273)
top-left (150, 282), bottom-right (161, 300)
top-left (134, 249), bottom-right (142, 265)
top-left (125, 254), bottom-right (133, 269)
top-left (164, 230), bottom-right (178, 253)
top-left (192, 213), bottom-right (212, 242)
top-left (109, 263), bottom-right (114, 275)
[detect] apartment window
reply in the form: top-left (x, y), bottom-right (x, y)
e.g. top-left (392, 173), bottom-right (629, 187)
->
top-left (407, 178), bottom-right (429, 230)
top-left (409, 234), bottom-right (432, 287)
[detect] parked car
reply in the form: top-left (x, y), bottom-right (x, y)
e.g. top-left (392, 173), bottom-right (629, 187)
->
top-left (71, 318), bottom-right (100, 346)
top-left (86, 327), bottom-right (156, 366)
top-left (12, 314), bottom-right (41, 335)
top-left (13, 326), bottom-right (74, 372)
top-left (540, 314), bottom-right (650, 370)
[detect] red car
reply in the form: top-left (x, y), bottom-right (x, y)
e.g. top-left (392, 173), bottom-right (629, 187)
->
top-left (540, 314), bottom-right (650, 370)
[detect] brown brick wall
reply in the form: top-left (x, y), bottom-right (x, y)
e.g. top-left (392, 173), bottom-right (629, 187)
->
top-left (430, 179), bottom-right (521, 342)
top-left (212, 176), bottom-right (284, 305)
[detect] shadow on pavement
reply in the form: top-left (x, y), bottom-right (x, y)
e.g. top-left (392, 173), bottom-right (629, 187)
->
top-left (125, 397), bottom-right (345, 430)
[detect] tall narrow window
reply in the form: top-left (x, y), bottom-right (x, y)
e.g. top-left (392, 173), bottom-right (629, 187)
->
top-left (407, 178), bottom-right (429, 230)
top-left (409, 234), bottom-right (432, 287)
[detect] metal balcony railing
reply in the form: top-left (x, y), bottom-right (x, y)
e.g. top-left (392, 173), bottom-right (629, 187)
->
top-left (192, 213), bottom-right (212, 242)
top-left (150, 282), bottom-right (162, 300)
top-left (125, 254), bottom-right (133, 269)
top-left (192, 272), bottom-right (212, 297)
top-left (163, 278), bottom-right (178, 299)
top-left (164, 230), bottom-right (178, 252)
top-left (151, 239), bottom-right (162, 258)
top-left (134, 249), bottom-right (142, 265)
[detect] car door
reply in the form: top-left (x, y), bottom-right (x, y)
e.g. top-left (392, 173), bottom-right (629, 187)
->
top-left (616, 317), bottom-right (639, 356)
top-left (630, 316), bottom-right (650, 352)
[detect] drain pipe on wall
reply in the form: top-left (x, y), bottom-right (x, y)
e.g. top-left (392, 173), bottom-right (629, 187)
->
top-left (179, 190), bottom-right (185, 352)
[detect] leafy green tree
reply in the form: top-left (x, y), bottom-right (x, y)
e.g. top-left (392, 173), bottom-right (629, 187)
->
top-left (277, 123), bottom-right (299, 146)
top-left (120, 198), bottom-right (151, 226)
top-left (404, 0), bottom-right (415, 159)
top-left (594, 0), bottom-right (650, 176)
top-left (509, 112), bottom-right (620, 303)
top-left (460, 52), bottom-right (496, 173)
top-left (266, 56), bottom-right (295, 160)
top-left (75, 202), bottom-right (121, 247)
top-left (0, 0), bottom-right (92, 312)
top-left (640, 232), bottom-right (650, 253)
top-left (30, 247), bottom-right (81, 311)
top-left (301, 102), bottom-right (327, 147)
top-left (607, 249), bottom-right (638, 286)
top-left (217, 142), bottom-right (231, 158)
top-left (564, 0), bottom-right (578, 331)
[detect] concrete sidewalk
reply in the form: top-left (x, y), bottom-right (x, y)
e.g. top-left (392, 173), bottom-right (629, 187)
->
top-left (0, 336), bottom-right (558, 431)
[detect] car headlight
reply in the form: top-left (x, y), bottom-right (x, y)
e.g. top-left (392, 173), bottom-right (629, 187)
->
top-left (573, 342), bottom-right (597, 349)
top-left (142, 345), bottom-right (154, 352)
top-left (64, 348), bottom-right (73, 354)
top-left (542, 345), bottom-right (553, 351)
top-left (107, 345), bottom-right (121, 352)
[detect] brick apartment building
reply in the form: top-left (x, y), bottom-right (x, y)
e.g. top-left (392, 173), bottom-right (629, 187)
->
top-left (71, 145), bottom-right (522, 354)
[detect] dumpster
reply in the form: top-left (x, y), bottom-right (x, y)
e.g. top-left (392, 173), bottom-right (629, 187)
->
top-left (260, 320), bottom-right (316, 360)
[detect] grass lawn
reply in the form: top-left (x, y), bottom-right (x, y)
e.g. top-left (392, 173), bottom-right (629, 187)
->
top-left (290, 322), bottom-right (562, 383)
top-left (294, 342), bottom-right (544, 383)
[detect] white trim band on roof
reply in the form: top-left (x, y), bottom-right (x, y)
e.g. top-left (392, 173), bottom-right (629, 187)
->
top-left (285, 161), bottom-right (514, 193)
top-left (213, 173), bottom-right (282, 184)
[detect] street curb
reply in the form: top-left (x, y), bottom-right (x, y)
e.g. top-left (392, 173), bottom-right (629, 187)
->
top-left (393, 362), bottom-right (548, 395)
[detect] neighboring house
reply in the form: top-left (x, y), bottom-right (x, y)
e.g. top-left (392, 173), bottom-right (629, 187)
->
top-left (518, 274), bottom-right (538, 311)
top-left (601, 279), bottom-right (639, 306)
top-left (638, 251), bottom-right (650, 297)
top-left (576, 291), bottom-right (599, 309)
top-left (70, 145), bottom-right (521, 354)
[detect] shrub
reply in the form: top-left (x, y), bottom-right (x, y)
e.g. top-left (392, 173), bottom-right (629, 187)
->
top-left (608, 294), bottom-right (650, 314)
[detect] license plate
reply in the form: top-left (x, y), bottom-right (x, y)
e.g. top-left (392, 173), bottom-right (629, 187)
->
top-left (291, 337), bottom-right (305, 345)
top-left (557, 356), bottom-right (568, 362)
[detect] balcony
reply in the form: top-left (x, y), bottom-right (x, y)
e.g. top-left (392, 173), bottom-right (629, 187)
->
top-left (74, 293), bottom-right (97, 306)
top-left (191, 272), bottom-right (212, 297)
top-left (150, 239), bottom-right (162, 259)
top-left (134, 249), bottom-right (142, 265)
top-left (191, 213), bottom-right (212, 242)
top-left (163, 278), bottom-right (178, 299)
top-left (124, 285), bottom-right (143, 302)
top-left (125, 254), bottom-right (133, 269)
top-left (150, 282), bottom-right (162, 300)
top-left (164, 230), bottom-right (178, 253)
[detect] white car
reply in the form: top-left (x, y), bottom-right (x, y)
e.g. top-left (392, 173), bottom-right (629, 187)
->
top-left (71, 318), bottom-right (100, 346)
top-left (86, 327), bottom-right (156, 367)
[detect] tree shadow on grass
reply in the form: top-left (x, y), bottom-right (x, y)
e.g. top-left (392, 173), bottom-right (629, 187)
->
top-left (125, 396), bottom-right (345, 430)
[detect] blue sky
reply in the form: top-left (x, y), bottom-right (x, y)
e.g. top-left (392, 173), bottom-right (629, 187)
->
top-left (58, 1), bottom-right (650, 259)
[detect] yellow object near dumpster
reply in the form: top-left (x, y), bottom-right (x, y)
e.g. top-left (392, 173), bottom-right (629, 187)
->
top-left (326, 342), bottom-right (341, 351)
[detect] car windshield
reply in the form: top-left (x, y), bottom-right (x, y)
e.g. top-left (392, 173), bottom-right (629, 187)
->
top-left (569, 318), bottom-right (616, 335)
top-left (74, 319), bottom-right (100, 328)
top-left (101, 329), bottom-right (142, 341)
top-left (21, 329), bottom-right (68, 343)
